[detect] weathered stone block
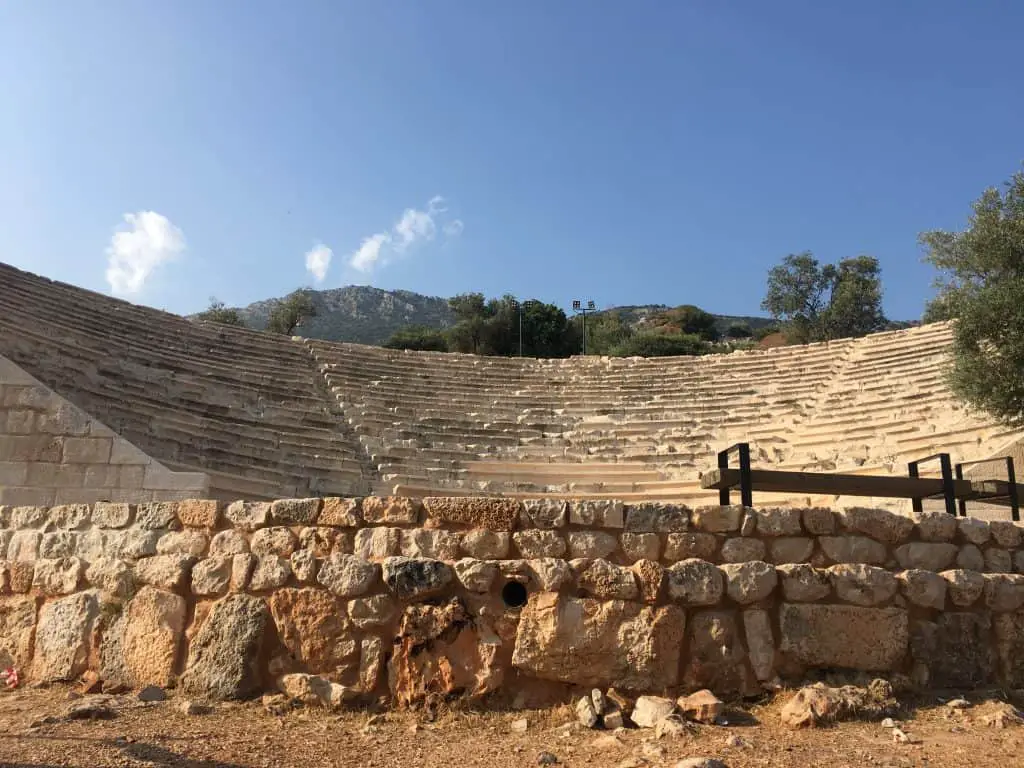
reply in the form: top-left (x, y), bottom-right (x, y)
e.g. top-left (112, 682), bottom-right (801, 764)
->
top-left (230, 554), bottom-right (254, 591)
top-left (801, 507), bottom-right (835, 535)
top-left (48, 504), bottom-right (90, 530)
top-left (460, 529), bottom-right (509, 559)
top-left (209, 530), bottom-right (249, 556)
top-left (11, 506), bottom-right (46, 529)
top-left (897, 569), bottom-right (947, 609)
top-left (720, 537), bottom-right (766, 563)
top-left (520, 498), bottom-right (567, 529)
top-left (362, 496), bottom-right (420, 525)
top-left (985, 548), bottom-right (1013, 574)
top-left (828, 564), bottom-right (898, 606)
top-left (424, 497), bottom-right (519, 530)
top-left (118, 529), bottom-right (161, 560)
top-left (176, 499), bottom-right (219, 528)
top-left (990, 521), bottom-right (1023, 549)
top-left (75, 529), bottom-right (114, 562)
top-left (777, 563), bottom-right (832, 602)
top-left (567, 531), bottom-right (618, 559)
top-left (632, 559), bottom-right (664, 603)
top-left (136, 501), bottom-right (179, 530)
top-left (911, 612), bottom-right (994, 688)
top-left (454, 558), bottom-right (498, 592)
top-left (223, 500), bottom-right (270, 532)
top-left (250, 527), bottom-right (298, 558)
top-left (290, 549), bottom-right (318, 583)
top-left (269, 588), bottom-right (357, 677)
top-left (298, 527), bottom-right (341, 557)
top-left (779, 603), bottom-right (908, 671)
top-left (819, 535), bottom-right (887, 565)
top-left (157, 530), bottom-right (209, 558)
top-left (513, 529), bottom-right (566, 558)
top-left (525, 558), bottom-right (572, 592)
top-left (985, 573), bottom-right (1024, 612)
top-left (570, 500), bottom-right (624, 529)
top-left (134, 554), bottom-right (194, 591)
top-left (249, 555), bottom-right (291, 591)
top-left (318, 497), bottom-right (362, 526)
top-left (32, 557), bottom-right (84, 595)
top-left (122, 586), bottom-right (186, 687)
top-left (666, 558), bottom-right (723, 605)
top-left (894, 542), bottom-right (958, 572)
top-left (958, 518), bottom-right (990, 546)
top-left (620, 532), bottom-right (660, 562)
top-left (39, 531), bottom-right (78, 559)
top-left (270, 498), bottom-right (320, 525)
top-left (577, 559), bottom-right (638, 600)
top-left (840, 507), bottom-right (914, 545)
top-left (664, 532), bottom-right (718, 562)
top-left (744, 608), bottom-right (776, 681)
top-left (0, 596), bottom-right (36, 670)
top-left (7, 531), bottom-right (40, 562)
top-left (381, 556), bottom-right (453, 600)
top-left (32, 591), bottom-right (98, 682)
top-left (512, 593), bottom-right (685, 689)
top-left (401, 528), bottom-right (460, 560)
top-left (348, 594), bottom-right (397, 629)
top-left (192, 555), bottom-right (232, 596)
top-left (7, 561), bottom-right (33, 593)
top-left (911, 510), bottom-right (957, 542)
top-left (721, 561), bottom-right (777, 604)
top-left (755, 507), bottom-right (803, 536)
top-left (683, 610), bottom-right (758, 695)
top-left (354, 527), bottom-right (401, 560)
top-left (624, 503), bottom-right (688, 532)
top-left (941, 568), bottom-right (985, 606)
top-left (180, 594), bottom-right (270, 700)
top-left (85, 557), bottom-right (134, 599)
top-left (770, 537), bottom-right (814, 564)
top-left (691, 506), bottom-right (743, 533)
top-left (957, 544), bottom-right (985, 571)
top-left (317, 553), bottom-right (378, 598)
top-left (994, 611), bottom-right (1024, 687)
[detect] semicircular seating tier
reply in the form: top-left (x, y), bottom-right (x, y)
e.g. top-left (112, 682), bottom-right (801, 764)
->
top-left (2, 261), bottom-right (1021, 511)
top-left (0, 262), bottom-right (370, 501)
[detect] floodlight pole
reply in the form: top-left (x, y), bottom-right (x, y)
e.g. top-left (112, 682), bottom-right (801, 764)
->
top-left (572, 299), bottom-right (596, 356)
top-left (512, 299), bottom-right (535, 357)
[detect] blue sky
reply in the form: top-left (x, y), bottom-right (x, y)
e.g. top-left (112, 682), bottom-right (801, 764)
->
top-left (2, 2), bottom-right (1022, 320)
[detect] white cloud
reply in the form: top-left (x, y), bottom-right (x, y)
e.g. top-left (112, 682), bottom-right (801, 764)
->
top-left (304, 243), bottom-right (333, 283)
top-left (350, 232), bottom-right (391, 273)
top-left (105, 211), bottom-right (185, 296)
top-left (347, 195), bottom-right (462, 274)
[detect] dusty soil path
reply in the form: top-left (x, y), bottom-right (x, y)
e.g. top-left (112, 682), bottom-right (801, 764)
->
top-left (0, 686), bottom-right (1022, 768)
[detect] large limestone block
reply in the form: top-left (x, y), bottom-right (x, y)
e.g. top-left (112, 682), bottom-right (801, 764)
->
top-left (840, 507), bottom-right (914, 545)
top-left (818, 536), bottom-right (887, 565)
top-left (567, 531), bottom-right (618, 559)
top-left (460, 529), bottom-right (509, 559)
top-left (513, 530), bottom-right (566, 558)
top-left (223, 501), bottom-right (270, 532)
top-left (248, 555), bottom-right (291, 591)
top-left (769, 537), bottom-right (814, 564)
top-left (984, 573), bottom-right (1024, 612)
top-left (623, 502), bottom-right (688, 533)
top-left (512, 593), bottom-right (685, 690)
top-left (157, 530), bottom-right (210, 558)
top-left (721, 561), bottom-right (777, 604)
top-left (270, 498), bottom-right (321, 525)
top-left (911, 510), bottom-right (957, 542)
top-left (682, 610), bottom-right (759, 695)
top-left (958, 518), bottom-right (990, 546)
top-left (48, 504), bottom-right (90, 530)
top-left (268, 588), bottom-right (358, 678)
top-left (994, 612), bottom-right (1024, 687)
top-left (191, 556), bottom-right (232, 597)
top-left (777, 564), bottom-right (832, 602)
top-left (85, 557), bottom-right (134, 599)
top-left (664, 532), bottom-right (718, 561)
top-left (570, 500), bottom-right (625, 529)
top-left (348, 594), bottom-right (398, 629)
top-left (454, 558), bottom-right (498, 593)
top-left (911, 613), bottom-right (994, 688)
top-left (690, 506), bottom-right (743, 533)
top-left (317, 553), bottom-right (379, 598)
top-left (32, 591), bottom-right (99, 682)
top-left (990, 521), bottom-right (1023, 548)
top-left (894, 543), bottom-right (958, 572)
top-left (176, 499), bottom-right (219, 528)
top-left (897, 569), bottom-right (947, 610)
top-left (134, 554), bottom-right (195, 591)
top-left (424, 497), bottom-right (519, 531)
top-left (0, 596), bottom-right (36, 670)
top-left (381, 556), bottom-right (453, 600)
top-left (666, 559), bottom-right (723, 605)
top-left (180, 594), bottom-right (270, 700)
top-left (827, 564), bottom-right (898, 606)
top-left (720, 538), bottom-right (765, 563)
top-left (39, 532), bottom-right (78, 559)
top-left (361, 496), bottom-right (419, 525)
top-left (744, 608), bottom-right (776, 681)
top-left (122, 586), bottom-right (187, 687)
top-left (136, 502), bottom-right (179, 530)
top-left (401, 529), bottom-right (460, 560)
top-left (754, 508), bottom-right (803, 536)
top-left (32, 557), bottom-right (84, 595)
top-left (941, 569), bottom-right (985, 606)
top-left (521, 499), bottom-right (567, 529)
top-left (621, 532), bottom-right (661, 562)
top-left (577, 559), bottom-right (639, 600)
top-left (353, 527), bottom-right (401, 560)
top-left (92, 502), bottom-right (133, 529)
top-left (209, 530), bottom-right (249, 556)
top-left (801, 508), bottom-right (836, 535)
top-left (318, 497), bottom-right (362, 526)
top-left (250, 527), bottom-right (298, 557)
top-left (779, 603), bottom-right (908, 671)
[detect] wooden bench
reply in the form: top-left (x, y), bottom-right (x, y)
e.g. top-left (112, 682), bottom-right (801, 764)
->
top-left (701, 443), bottom-right (1021, 520)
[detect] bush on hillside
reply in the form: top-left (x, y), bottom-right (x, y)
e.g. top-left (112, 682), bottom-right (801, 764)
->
top-left (383, 326), bottom-right (449, 352)
top-left (608, 332), bottom-right (707, 358)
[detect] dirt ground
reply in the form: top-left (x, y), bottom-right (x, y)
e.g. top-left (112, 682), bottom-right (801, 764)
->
top-left (0, 686), bottom-right (1022, 768)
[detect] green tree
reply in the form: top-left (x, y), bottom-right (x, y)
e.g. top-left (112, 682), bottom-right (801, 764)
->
top-left (195, 297), bottom-right (245, 327)
top-left (921, 166), bottom-right (1024, 424)
top-left (725, 323), bottom-right (752, 339)
top-left (383, 325), bottom-right (449, 351)
top-left (761, 252), bottom-right (887, 343)
top-left (665, 305), bottom-right (720, 341)
top-left (579, 310), bottom-right (633, 355)
top-left (446, 292), bottom-right (491, 353)
top-left (609, 332), bottom-right (707, 357)
top-left (266, 288), bottom-right (317, 335)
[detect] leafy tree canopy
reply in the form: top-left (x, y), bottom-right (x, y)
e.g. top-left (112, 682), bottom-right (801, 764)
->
top-left (761, 252), bottom-right (887, 343)
top-left (382, 325), bottom-right (449, 352)
top-left (608, 332), bottom-right (707, 358)
top-left (195, 297), bottom-right (245, 327)
top-left (266, 289), bottom-right (317, 336)
top-left (921, 166), bottom-right (1024, 424)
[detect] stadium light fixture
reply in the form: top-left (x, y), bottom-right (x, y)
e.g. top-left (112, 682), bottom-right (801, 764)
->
top-left (510, 299), bottom-right (537, 357)
top-left (572, 299), bottom-right (597, 355)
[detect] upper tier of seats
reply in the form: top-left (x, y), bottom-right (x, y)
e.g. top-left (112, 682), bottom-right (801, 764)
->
top-left (2, 261), bottom-right (1020, 510)
top-left (0, 263), bottom-right (369, 500)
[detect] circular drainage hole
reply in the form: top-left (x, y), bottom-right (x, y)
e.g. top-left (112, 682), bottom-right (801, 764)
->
top-left (501, 580), bottom-right (529, 608)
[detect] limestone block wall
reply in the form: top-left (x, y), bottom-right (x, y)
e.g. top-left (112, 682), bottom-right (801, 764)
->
top-left (0, 355), bottom-right (208, 506)
top-left (2, 497), bottom-right (1024, 705)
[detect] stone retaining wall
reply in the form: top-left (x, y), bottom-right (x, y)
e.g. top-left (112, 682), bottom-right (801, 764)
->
top-left (2, 497), bottom-right (1024, 705)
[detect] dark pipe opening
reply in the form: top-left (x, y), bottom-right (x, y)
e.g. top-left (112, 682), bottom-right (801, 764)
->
top-left (501, 580), bottom-right (528, 608)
